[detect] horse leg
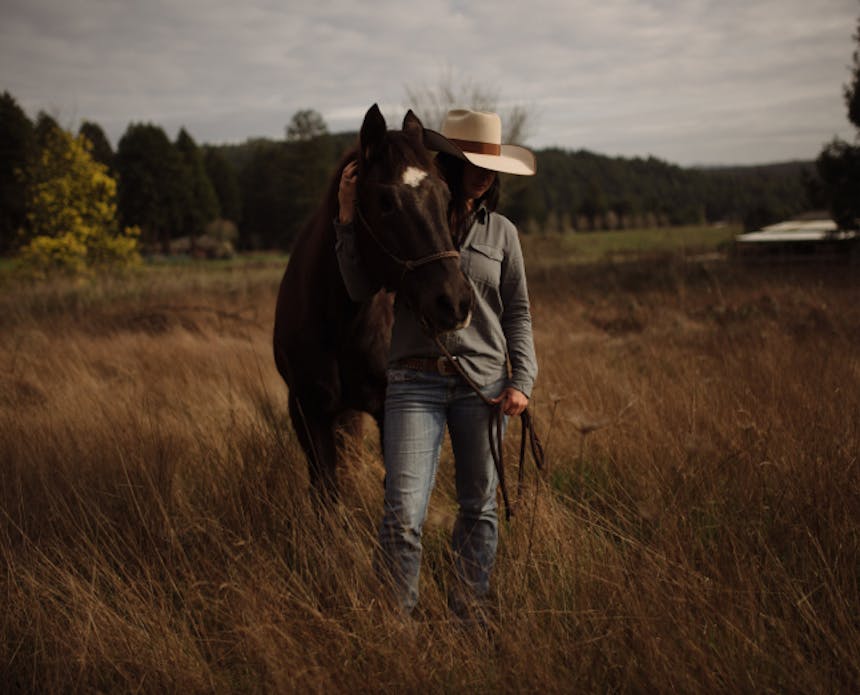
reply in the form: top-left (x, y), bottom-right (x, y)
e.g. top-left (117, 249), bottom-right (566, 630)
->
top-left (289, 392), bottom-right (338, 501)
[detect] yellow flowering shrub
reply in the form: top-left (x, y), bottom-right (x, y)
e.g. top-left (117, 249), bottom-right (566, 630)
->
top-left (18, 128), bottom-right (141, 278)
top-left (17, 233), bottom-right (88, 276)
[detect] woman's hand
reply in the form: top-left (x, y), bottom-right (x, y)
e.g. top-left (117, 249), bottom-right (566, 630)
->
top-left (490, 387), bottom-right (529, 417)
top-left (338, 160), bottom-right (358, 224)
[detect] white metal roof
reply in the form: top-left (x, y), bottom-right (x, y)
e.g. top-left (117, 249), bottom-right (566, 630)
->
top-left (735, 218), bottom-right (855, 243)
top-left (761, 219), bottom-right (837, 233)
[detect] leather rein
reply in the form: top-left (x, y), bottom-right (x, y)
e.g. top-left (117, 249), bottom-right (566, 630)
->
top-left (434, 336), bottom-right (545, 522)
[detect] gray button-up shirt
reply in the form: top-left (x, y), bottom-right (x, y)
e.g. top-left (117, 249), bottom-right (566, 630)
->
top-left (334, 209), bottom-right (538, 397)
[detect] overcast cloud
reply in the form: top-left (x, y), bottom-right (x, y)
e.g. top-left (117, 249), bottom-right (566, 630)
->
top-left (1, 0), bottom-right (857, 165)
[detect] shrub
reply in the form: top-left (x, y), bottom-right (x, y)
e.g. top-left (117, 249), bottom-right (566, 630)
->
top-left (17, 126), bottom-right (140, 278)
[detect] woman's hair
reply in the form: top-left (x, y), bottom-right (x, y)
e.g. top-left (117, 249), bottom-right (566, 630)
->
top-left (435, 152), bottom-right (500, 243)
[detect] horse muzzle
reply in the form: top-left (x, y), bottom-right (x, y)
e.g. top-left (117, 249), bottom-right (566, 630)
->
top-left (416, 275), bottom-right (474, 336)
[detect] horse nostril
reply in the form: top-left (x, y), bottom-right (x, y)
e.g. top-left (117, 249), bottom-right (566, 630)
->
top-left (435, 293), bottom-right (455, 317)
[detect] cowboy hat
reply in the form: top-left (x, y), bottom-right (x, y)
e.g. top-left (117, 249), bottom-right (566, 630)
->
top-left (423, 109), bottom-right (536, 176)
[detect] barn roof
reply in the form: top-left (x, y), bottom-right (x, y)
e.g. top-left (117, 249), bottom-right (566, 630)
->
top-left (736, 218), bottom-right (856, 243)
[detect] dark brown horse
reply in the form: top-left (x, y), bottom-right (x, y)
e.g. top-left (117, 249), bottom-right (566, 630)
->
top-left (273, 104), bottom-right (472, 498)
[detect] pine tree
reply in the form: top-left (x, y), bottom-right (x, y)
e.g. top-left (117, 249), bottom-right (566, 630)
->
top-left (34, 112), bottom-right (61, 147)
top-left (78, 121), bottom-right (114, 170)
top-left (175, 128), bottom-right (219, 247)
top-left (816, 141), bottom-right (860, 229)
top-left (115, 123), bottom-right (187, 253)
top-left (0, 91), bottom-right (35, 253)
top-left (203, 147), bottom-right (241, 224)
top-left (847, 19), bottom-right (860, 131)
top-left (239, 142), bottom-right (292, 249)
top-left (283, 109), bottom-right (334, 246)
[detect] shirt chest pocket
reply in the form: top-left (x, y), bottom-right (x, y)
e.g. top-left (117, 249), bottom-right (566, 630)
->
top-left (465, 242), bottom-right (503, 288)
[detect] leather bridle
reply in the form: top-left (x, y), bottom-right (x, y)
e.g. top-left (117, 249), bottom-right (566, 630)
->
top-left (353, 203), bottom-right (460, 274)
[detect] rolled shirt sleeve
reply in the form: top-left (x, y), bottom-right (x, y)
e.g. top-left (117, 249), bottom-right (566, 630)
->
top-left (499, 222), bottom-right (538, 397)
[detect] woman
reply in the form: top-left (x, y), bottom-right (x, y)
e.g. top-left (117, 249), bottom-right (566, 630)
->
top-left (334, 109), bottom-right (538, 614)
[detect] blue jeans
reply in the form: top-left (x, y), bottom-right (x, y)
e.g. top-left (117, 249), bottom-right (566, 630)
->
top-left (379, 368), bottom-right (507, 612)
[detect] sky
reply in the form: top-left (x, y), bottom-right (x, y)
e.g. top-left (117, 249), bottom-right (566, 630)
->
top-left (1, 0), bottom-right (857, 166)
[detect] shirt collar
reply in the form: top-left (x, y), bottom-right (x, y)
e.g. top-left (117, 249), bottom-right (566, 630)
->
top-left (459, 204), bottom-right (490, 249)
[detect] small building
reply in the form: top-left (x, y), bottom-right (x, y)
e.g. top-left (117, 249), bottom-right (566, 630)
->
top-left (733, 215), bottom-right (858, 262)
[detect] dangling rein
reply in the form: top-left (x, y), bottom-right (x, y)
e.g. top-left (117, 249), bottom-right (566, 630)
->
top-left (434, 337), bottom-right (545, 521)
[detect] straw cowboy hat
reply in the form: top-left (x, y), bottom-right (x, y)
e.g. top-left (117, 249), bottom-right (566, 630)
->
top-left (424, 109), bottom-right (537, 176)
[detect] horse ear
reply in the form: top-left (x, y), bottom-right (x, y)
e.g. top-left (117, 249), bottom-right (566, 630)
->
top-left (402, 109), bottom-right (423, 139)
top-left (360, 104), bottom-right (387, 161)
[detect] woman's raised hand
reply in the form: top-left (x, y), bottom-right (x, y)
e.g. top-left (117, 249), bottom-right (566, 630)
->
top-left (338, 160), bottom-right (358, 224)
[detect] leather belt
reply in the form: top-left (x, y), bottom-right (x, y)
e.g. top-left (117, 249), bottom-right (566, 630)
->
top-left (393, 356), bottom-right (460, 376)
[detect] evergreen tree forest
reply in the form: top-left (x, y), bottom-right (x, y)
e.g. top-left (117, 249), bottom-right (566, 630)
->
top-left (0, 90), bottom-right (830, 257)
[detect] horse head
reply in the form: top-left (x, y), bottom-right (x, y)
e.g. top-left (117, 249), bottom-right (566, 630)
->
top-left (355, 104), bottom-right (473, 335)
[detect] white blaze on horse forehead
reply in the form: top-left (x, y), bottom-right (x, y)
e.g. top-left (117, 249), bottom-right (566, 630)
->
top-left (401, 166), bottom-right (428, 188)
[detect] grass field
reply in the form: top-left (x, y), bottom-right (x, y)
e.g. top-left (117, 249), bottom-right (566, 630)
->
top-left (1, 230), bottom-right (858, 692)
top-left (522, 224), bottom-right (739, 266)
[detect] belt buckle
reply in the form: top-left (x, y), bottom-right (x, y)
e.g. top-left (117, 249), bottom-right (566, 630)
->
top-left (437, 355), bottom-right (451, 375)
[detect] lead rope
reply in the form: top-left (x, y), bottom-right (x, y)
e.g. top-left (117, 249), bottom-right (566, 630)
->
top-left (433, 336), bottom-right (545, 521)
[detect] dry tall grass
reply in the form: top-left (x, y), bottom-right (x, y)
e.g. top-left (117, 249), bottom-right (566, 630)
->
top-left (1, 253), bottom-right (858, 692)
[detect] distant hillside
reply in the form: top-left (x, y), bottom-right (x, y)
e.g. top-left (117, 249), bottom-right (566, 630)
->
top-left (689, 160), bottom-right (819, 231)
top-left (206, 133), bottom-right (820, 249)
top-left (507, 149), bottom-right (818, 232)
